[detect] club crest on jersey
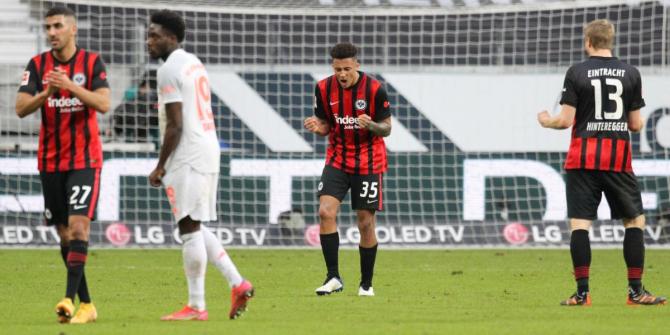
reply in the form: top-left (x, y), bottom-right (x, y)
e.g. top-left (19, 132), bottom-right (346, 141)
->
top-left (355, 99), bottom-right (367, 111)
top-left (73, 73), bottom-right (86, 86)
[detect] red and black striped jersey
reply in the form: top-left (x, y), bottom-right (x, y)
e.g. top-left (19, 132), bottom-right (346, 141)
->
top-left (559, 56), bottom-right (645, 172)
top-left (314, 72), bottom-right (391, 175)
top-left (18, 47), bottom-right (109, 172)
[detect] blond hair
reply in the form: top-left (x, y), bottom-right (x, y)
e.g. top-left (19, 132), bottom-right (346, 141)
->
top-left (584, 19), bottom-right (615, 50)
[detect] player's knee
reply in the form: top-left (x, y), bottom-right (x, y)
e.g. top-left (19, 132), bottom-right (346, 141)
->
top-left (69, 227), bottom-right (87, 241)
top-left (68, 216), bottom-right (90, 240)
top-left (58, 232), bottom-right (71, 245)
top-left (569, 219), bottom-right (591, 231)
top-left (623, 214), bottom-right (645, 229)
top-left (56, 225), bottom-right (71, 244)
top-left (357, 217), bottom-right (375, 234)
top-left (318, 205), bottom-right (337, 222)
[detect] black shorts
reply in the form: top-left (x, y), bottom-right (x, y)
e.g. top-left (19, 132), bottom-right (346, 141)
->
top-left (39, 168), bottom-right (101, 225)
top-left (566, 169), bottom-right (643, 220)
top-left (317, 165), bottom-right (384, 211)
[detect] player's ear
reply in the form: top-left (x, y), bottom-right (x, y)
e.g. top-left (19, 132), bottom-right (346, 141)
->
top-left (66, 16), bottom-right (77, 35)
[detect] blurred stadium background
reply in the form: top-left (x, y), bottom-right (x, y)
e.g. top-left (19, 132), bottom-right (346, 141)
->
top-left (1, 0), bottom-right (669, 248)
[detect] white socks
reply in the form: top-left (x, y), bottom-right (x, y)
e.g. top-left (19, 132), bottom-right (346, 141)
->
top-left (201, 225), bottom-right (244, 288)
top-left (180, 227), bottom-right (244, 311)
top-left (181, 231), bottom-right (207, 311)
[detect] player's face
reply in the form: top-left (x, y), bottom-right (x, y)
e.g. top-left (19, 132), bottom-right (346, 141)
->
top-left (332, 58), bottom-right (360, 89)
top-left (146, 24), bottom-right (173, 60)
top-left (44, 15), bottom-right (76, 51)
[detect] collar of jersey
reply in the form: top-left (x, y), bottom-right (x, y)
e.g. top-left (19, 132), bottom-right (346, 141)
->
top-left (589, 55), bottom-right (617, 60)
top-left (51, 46), bottom-right (81, 65)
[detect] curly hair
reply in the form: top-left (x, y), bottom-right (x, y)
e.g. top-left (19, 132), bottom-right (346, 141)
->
top-left (150, 10), bottom-right (186, 43)
top-left (330, 42), bottom-right (358, 60)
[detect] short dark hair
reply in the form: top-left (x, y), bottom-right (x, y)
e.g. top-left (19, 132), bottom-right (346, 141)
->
top-left (150, 10), bottom-right (186, 43)
top-left (45, 6), bottom-right (76, 19)
top-left (330, 42), bottom-right (358, 60)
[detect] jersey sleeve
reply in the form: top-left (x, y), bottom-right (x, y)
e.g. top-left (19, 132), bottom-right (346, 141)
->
top-left (90, 56), bottom-right (110, 91)
top-left (158, 65), bottom-right (183, 104)
top-left (629, 68), bottom-right (645, 111)
top-left (17, 59), bottom-right (39, 95)
top-left (313, 84), bottom-right (327, 120)
top-left (373, 86), bottom-right (391, 121)
top-left (559, 66), bottom-right (578, 107)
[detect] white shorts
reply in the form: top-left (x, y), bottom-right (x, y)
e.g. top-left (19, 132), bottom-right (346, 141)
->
top-left (162, 164), bottom-right (218, 223)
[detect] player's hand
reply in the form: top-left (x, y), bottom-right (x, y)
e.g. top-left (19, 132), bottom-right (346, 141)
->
top-left (357, 114), bottom-right (373, 129)
top-left (43, 71), bottom-right (61, 96)
top-left (304, 117), bottom-right (321, 133)
top-left (46, 68), bottom-right (75, 91)
top-left (44, 82), bottom-right (60, 96)
top-left (149, 166), bottom-right (166, 187)
top-left (537, 110), bottom-right (551, 127)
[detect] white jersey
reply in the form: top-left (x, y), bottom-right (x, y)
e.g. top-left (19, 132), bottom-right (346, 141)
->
top-left (157, 48), bottom-right (220, 174)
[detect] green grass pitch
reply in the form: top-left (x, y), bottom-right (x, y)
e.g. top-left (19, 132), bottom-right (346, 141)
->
top-left (1, 249), bottom-right (668, 334)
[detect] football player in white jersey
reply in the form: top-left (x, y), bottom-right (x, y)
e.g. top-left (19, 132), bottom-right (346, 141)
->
top-left (146, 9), bottom-right (253, 321)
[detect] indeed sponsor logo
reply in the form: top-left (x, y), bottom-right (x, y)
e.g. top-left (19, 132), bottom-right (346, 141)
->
top-left (335, 115), bottom-right (358, 125)
top-left (47, 96), bottom-right (83, 108)
top-left (335, 115), bottom-right (360, 129)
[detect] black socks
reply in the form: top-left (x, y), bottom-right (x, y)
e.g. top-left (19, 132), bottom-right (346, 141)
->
top-left (320, 232), bottom-right (340, 279)
top-left (60, 244), bottom-right (91, 303)
top-left (624, 227), bottom-right (644, 292)
top-left (570, 229), bottom-right (591, 296)
top-left (359, 244), bottom-right (378, 289)
top-left (65, 240), bottom-right (89, 301)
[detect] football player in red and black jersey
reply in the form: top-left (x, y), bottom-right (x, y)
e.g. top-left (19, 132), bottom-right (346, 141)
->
top-left (304, 42), bottom-right (391, 297)
top-left (15, 6), bottom-right (110, 323)
top-left (538, 19), bottom-right (666, 306)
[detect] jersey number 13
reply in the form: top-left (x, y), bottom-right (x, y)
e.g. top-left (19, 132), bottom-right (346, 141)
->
top-left (591, 78), bottom-right (623, 120)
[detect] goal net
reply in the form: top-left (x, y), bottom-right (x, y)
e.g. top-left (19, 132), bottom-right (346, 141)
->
top-left (1, 0), bottom-right (669, 247)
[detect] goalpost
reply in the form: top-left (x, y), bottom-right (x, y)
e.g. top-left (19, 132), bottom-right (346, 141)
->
top-left (0, 0), bottom-right (668, 247)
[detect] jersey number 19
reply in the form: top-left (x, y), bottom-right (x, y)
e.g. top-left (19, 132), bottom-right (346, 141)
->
top-left (195, 75), bottom-right (215, 132)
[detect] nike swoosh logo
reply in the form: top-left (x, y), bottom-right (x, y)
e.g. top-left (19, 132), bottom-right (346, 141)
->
top-left (367, 200), bottom-right (378, 204)
top-left (73, 205), bottom-right (87, 210)
top-left (330, 101), bottom-right (339, 106)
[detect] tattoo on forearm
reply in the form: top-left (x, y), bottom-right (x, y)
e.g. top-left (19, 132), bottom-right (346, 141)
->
top-left (368, 122), bottom-right (391, 137)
